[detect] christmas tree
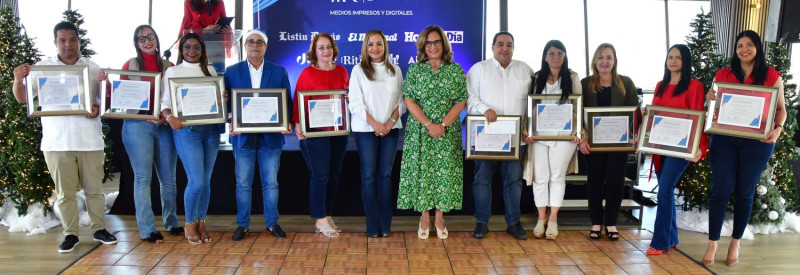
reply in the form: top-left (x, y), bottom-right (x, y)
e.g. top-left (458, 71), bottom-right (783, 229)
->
top-left (0, 7), bottom-right (48, 214)
top-left (766, 33), bottom-right (798, 212)
top-left (676, 9), bottom-right (728, 210)
top-left (750, 165), bottom-right (786, 226)
top-left (62, 9), bottom-right (114, 183)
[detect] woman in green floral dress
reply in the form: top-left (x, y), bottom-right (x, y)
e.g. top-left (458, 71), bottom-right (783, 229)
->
top-left (398, 25), bottom-right (467, 240)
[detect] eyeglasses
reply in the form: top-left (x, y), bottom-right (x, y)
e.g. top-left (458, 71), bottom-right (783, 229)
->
top-left (136, 34), bottom-right (156, 43)
top-left (547, 51), bottom-right (565, 57)
top-left (424, 40), bottom-right (442, 47)
top-left (246, 39), bottom-right (266, 47)
top-left (182, 44), bottom-right (202, 52)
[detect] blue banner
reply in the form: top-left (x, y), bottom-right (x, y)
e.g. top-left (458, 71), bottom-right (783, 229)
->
top-left (254, 0), bottom-right (486, 91)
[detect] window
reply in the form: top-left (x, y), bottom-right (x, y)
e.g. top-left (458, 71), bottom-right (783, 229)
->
top-left (508, 0), bottom-right (587, 78)
top-left (667, 0), bottom-right (711, 47)
top-left (70, 0), bottom-right (149, 68)
top-left (18, 1), bottom-right (68, 60)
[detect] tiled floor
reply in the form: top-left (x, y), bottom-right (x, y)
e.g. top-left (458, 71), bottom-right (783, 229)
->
top-left (62, 229), bottom-right (711, 275)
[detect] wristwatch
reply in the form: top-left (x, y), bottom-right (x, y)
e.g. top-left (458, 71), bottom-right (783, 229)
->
top-left (390, 118), bottom-right (397, 123)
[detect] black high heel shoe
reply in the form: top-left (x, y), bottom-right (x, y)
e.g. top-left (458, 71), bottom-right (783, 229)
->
top-left (605, 228), bottom-right (620, 241)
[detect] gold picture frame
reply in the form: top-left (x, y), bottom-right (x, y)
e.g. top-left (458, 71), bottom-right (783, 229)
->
top-left (704, 81), bottom-right (779, 140)
top-left (466, 115), bottom-right (522, 160)
top-left (231, 88), bottom-right (290, 133)
top-left (168, 76), bottom-right (227, 126)
top-left (25, 65), bottom-right (93, 117)
top-left (100, 69), bottom-right (162, 120)
top-left (637, 105), bottom-right (705, 159)
top-left (584, 106), bottom-right (638, 152)
top-left (297, 89), bottom-right (350, 138)
top-left (527, 94), bottom-right (582, 140)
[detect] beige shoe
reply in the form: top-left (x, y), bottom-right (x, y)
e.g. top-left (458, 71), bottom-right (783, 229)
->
top-left (533, 219), bottom-right (546, 239)
top-left (545, 222), bottom-right (558, 240)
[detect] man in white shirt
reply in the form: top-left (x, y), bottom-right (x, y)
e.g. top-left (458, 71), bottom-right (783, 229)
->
top-left (12, 22), bottom-right (117, 253)
top-left (466, 32), bottom-right (532, 239)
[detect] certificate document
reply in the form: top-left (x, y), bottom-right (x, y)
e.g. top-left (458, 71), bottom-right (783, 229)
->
top-left (475, 124), bottom-right (511, 152)
top-left (483, 120), bottom-right (517, 134)
top-left (111, 80), bottom-right (150, 110)
top-left (38, 75), bottom-right (80, 106)
top-left (536, 104), bottom-right (573, 131)
top-left (178, 86), bottom-right (218, 116)
top-left (241, 97), bottom-right (279, 124)
top-left (592, 116), bottom-right (629, 144)
top-left (648, 115), bottom-right (692, 148)
top-left (717, 93), bottom-right (764, 129)
top-left (308, 99), bottom-right (342, 128)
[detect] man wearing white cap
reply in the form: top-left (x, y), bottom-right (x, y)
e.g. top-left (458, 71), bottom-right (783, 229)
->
top-left (225, 30), bottom-right (292, 240)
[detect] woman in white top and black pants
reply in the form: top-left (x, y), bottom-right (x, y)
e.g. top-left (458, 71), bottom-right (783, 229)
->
top-left (348, 29), bottom-right (405, 237)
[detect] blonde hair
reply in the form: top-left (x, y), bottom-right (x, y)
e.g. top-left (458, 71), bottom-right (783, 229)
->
top-left (359, 29), bottom-right (396, 81)
top-left (588, 43), bottom-right (625, 94)
top-left (415, 25), bottom-right (453, 64)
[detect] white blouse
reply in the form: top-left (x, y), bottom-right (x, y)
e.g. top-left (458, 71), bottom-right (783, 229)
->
top-left (348, 62), bottom-right (405, 132)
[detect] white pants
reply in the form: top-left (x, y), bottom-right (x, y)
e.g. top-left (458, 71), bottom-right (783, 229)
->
top-left (533, 141), bottom-right (576, 208)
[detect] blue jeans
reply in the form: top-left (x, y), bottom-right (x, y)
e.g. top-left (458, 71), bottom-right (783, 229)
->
top-left (353, 130), bottom-right (400, 235)
top-left (173, 124), bottom-right (220, 223)
top-left (708, 134), bottom-right (774, 240)
top-left (472, 145), bottom-right (525, 225)
top-left (122, 120), bottom-right (178, 238)
top-left (299, 135), bottom-right (348, 219)
top-left (651, 156), bottom-right (689, 250)
top-left (233, 135), bottom-right (282, 228)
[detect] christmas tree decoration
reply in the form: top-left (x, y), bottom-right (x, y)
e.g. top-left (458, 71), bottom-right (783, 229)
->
top-left (766, 33), bottom-right (799, 212)
top-left (769, 211), bottom-right (779, 220)
top-left (757, 185), bottom-right (768, 196)
top-left (62, 9), bottom-right (114, 183)
top-left (0, 7), bottom-right (47, 215)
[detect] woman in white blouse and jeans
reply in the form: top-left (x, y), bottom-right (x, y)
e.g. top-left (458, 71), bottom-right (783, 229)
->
top-left (348, 29), bottom-right (405, 237)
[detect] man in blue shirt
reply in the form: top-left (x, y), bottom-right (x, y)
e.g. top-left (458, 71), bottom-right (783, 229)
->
top-left (224, 30), bottom-right (292, 240)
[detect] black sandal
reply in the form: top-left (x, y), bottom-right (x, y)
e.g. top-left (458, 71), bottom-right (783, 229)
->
top-left (169, 227), bottom-right (184, 236)
top-left (589, 230), bottom-right (602, 240)
top-left (144, 232), bottom-right (164, 243)
top-left (606, 229), bottom-right (620, 241)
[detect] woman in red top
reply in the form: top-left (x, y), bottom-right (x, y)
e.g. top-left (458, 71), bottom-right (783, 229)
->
top-left (292, 33), bottom-right (350, 238)
top-left (703, 30), bottom-right (786, 267)
top-left (646, 44), bottom-right (707, 255)
top-left (119, 25), bottom-right (180, 244)
top-left (178, 0), bottom-right (227, 37)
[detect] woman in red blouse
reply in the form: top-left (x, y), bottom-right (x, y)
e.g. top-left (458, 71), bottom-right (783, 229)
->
top-left (646, 44), bottom-right (707, 255)
top-left (178, 0), bottom-right (228, 37)
top-left (292, 33), bottom-right (350, 238)
top-left (703, 30), bottom-right (786, 267)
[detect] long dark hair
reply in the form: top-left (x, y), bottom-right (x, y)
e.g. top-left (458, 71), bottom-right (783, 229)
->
top-left (655, 44), bottom-right (692, 97)
top-left (132, 25), bottom-right (165, 73)
top-left (177, 33), bottom-right (212, 76)
top-left (190, 0), bottom-right (219, 12)
top-left (731, 30), bottom-right (767, 85)
top-left (533, 40), bottom-right (572, 104)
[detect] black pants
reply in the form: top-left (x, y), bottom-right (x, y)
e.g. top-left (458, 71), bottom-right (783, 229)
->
top-left (586, 152), bottom-right (627, 226)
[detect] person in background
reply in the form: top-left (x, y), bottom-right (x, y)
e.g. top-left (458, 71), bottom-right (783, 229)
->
top-left (398, 25), bottom-right (467, 240)
top-left (646, 44), bottom-right (707, 255)
top-left (348, 29), bottom-right (405, 238)
top-left (12, 21), bottom-right (117, 253)
top-left (525, 40), bottom-right (582, 240)
top-left (702, 30), bottom-right (785, 267)
top-left (578, 43), bottom-right (638, 241)
top-left (225, 30), bottom-right (291, 241)
top-left (120, 25), bottom-right (181, 243)
top-left (292, 33), bottom-right (349, 238)
top-left (179, 0), bottom-right (228, 37)
top-left (466, 31), bottom-right (531, 240)
top-left (160, 33), bottom-right (220, 245)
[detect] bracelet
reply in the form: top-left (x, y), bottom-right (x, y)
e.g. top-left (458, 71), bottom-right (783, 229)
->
top-left (776, 125), bottom-right (784, 129)
top-left (390, 118), bottom-right (397, 123)
top-left (423, 121), bottom-right (431, 127)
top-left (165, 113), bottom-right (172, 120)
top-left (441, 123), bottom-right (447, 128)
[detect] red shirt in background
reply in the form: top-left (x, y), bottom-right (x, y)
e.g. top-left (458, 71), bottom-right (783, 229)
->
top-left (179, 0), bottom-right (227, 37)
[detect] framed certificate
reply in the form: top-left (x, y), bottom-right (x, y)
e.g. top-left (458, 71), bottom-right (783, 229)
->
top-left (527, 94), bottom-right (582, 140)
top-left (705, 81), bottom-right (779, 140)
top-left (637, 105), bottom-right (705, 159)
top-left (100, 69), bottom-right (161, 120)
top-left (169, 76), bottom-right (226, 126)
top-left (297, 89), bottom-right (350, 138)
top-left (466, 115), bottom-right (522, 160)
top-left (231, 88), bottom-right (289, 133)
top-left (25, 65), bottom-right (93, 117)
top-left (584, 106), bottom-right (638, 152)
